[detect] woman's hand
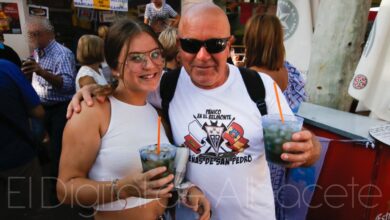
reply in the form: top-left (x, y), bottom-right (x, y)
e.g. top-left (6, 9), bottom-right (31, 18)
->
top-left (118, 166), bottom-right (175, 199)
top-left (183, 186), bottom-right (211, 220)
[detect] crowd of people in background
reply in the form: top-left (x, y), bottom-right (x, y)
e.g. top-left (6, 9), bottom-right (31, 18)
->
top-left (0, 2), bottom-right (321, 220)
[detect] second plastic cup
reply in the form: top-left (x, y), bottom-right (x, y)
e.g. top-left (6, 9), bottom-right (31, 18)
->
top-left (261, 114), bottom-right (304, 166)
top-left (139, 144), bottom-right (176, 179)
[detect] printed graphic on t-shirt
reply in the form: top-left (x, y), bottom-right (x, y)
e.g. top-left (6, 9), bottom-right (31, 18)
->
top-left (184, 109), bottom-right (253, 165)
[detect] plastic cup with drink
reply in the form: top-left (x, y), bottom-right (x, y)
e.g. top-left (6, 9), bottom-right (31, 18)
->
top-left (21, 57), bottom-right (36, 81)
top-left (261, 82), bottom-right (304, 165)
top-left (139, 143), bottom-right (176, 180)
top-left (261, 114), bottom-right (303, 165)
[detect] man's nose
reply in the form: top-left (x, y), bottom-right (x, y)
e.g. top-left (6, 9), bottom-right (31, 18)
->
top-left (195, 46), bottom-right (212, 61)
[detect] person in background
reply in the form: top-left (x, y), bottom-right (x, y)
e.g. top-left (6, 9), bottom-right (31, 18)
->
top-left (243, 14), bottom-right (308, 219)
top-left (158, 27), bottom-right (181, 72)
top-left (67, 3), bottom-right (320, 220)
top-left (97, 25), bottom-right (109, 41)
top-left (0, 31), bottom-right (22, 67)
top-left (57, 19), bottom-right (210, 220)
top-left (243, 14), bottom-right (307, 113)
top-left (0, 59), bottom-right (44, 219)
top-left (75, 35), bottom-right (107, 91)
top-left (21, 16), bottom-right (76, 203)
top-left (97, 25), bottom-right (112, 83)
top-left (144, 0), bottom-right (180, 34)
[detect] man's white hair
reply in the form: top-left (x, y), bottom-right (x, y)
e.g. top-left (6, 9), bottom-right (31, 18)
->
top-left (26, 16), bottom-right (54, 33)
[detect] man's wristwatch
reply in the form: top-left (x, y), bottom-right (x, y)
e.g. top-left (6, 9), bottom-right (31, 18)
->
top-left (176, 182), bottom-right (197, 203)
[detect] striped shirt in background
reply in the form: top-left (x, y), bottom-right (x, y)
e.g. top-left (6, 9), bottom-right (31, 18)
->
top-left (144, 3), bottom-right (178, 23)
top-left (283, 61), bottom-right (307, 113)
top-left (32, 40), bottom-right (76, 105)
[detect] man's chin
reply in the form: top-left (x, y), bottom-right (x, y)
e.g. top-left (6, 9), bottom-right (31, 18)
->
top-left (193, 66), bottom-right (214, 72)
top-left (191, 77), bottom-right (218, 89)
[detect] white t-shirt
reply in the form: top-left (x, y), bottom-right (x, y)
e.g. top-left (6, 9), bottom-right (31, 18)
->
top-left (89, 96), bottom-right (170, 211)
top-left (75, 65), bottom-right (108, 91)
top-left (149, 64), bottom-right (292, 220)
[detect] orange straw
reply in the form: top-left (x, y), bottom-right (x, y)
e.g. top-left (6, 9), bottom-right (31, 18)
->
top-left (157, 116), bottom-right (161, 154)
top-left (273, 82), bottom-right (285, 123)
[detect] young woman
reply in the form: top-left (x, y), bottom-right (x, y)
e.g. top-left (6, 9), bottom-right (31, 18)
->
top-left (57, 19), bottom-right (209, 220)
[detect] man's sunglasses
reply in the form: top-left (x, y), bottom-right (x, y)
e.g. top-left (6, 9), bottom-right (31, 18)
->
top-left (179, 37), bottom-right (230, 54)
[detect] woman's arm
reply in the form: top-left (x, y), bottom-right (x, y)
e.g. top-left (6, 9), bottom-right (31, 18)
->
top-left (171, 15), bottom-right (180, 27)
top-left (57, 100), bottom-right (114, 205)
top-left (144, 17), bottom-right (150, 25)
top-left (58, 100), bottom-right (174, 206)
top-left (78, 75), bottom-right (97, 89)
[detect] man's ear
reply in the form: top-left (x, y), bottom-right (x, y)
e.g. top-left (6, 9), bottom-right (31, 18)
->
top-left (227, 35), bottom-right (235, 53)
top-left (228, 35), bottom-right (236, 46)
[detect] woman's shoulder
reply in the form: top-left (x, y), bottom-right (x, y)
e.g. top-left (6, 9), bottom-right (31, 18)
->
top-left (70, 98), bottom-right (110, 124)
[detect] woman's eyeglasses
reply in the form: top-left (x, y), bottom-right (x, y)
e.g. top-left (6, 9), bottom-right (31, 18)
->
top-left (126, 48), bottom-right (163, 67)
top-left (179, 37), bottom-right (230, 54)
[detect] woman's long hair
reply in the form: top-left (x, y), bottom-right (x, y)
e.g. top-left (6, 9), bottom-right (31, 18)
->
top-left (243, 14), bottom-right (285, 70)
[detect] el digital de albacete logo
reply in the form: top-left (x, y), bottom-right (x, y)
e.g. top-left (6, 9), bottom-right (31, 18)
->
top-left (183, 109), bottom-right (253, 166)
top-left (277, 0), bottom-right (299, 41)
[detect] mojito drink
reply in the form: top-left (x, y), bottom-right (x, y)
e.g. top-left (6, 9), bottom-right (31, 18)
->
top-left (139, 144), bottom-right (176, 179)
top-left (262, 115), bottom-right (303, 165)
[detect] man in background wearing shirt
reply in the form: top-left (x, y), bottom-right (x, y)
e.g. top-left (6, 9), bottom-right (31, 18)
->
top-left (21, 17), bottom-right (76, 204)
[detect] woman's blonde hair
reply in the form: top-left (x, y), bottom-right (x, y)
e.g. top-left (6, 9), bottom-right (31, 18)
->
top-left (158, 27), bottom-right (178, 61)
top-left (97, 25), bottom-right (109, 40)
top-left (76, 34), bottom-right (104, 65)
top-left (243, 14), bottom-right (285, 70)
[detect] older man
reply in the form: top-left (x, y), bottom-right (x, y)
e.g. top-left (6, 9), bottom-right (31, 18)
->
top-left (69, 3), bottom-right (320, 219)
top-left (21, 17), bottom-right (76, 197)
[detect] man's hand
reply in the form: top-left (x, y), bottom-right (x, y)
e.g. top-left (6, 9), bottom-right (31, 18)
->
top-left (183, 186), bottom-right (211, 220)
top-left (21, 59), bottom-right (42, 80)
top-left (281, 129), bottom-right (321, 168)
top-left (66, 84), bottom-right (112, 119)
top-left (229, 49), bottom-right (245, 67)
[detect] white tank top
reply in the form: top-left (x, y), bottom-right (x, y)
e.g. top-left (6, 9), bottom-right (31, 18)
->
top-left (88, 96), bottom-right (170, 211)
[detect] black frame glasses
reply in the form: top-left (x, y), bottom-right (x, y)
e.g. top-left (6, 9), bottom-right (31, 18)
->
top-left (179, 37), bottom-right (230, 54)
